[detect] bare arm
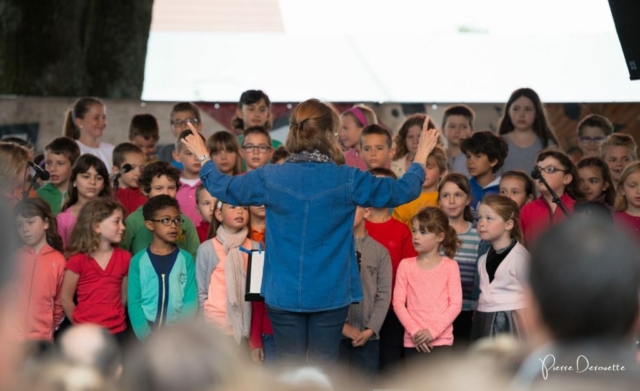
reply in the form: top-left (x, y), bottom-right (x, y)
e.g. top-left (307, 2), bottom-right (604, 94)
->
top-left (60, 270), bottom-right (79, 324)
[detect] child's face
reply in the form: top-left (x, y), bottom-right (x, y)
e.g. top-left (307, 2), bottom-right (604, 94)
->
top-left (76, 104), bottom-right (107, 140)
top-left (146, 175), bottom-right (178, 198)
top-left (620, 171), bottom-right (640, 210)
top-left (578, 127), bottom-right (607, 158)
top-left (604, 146), bottom-right (634, 183)
top-left (535, 157), bottom-right (572, 196)
top-left (44, 152), bottom-right (72, 188)
top-left (444, 115), bottom-right (471, 147)
top-left (174, 148), bottom-right (201, 176)
top-left (423, 158), bottom-right (442, 190)
top-left (405, 125), bottom-right (422, 156)
top-left (240, 99), bottom-right (270, 129)
top-left (361, 134), bottom-right (391, 169)
top-left (211, 147), bottom-right (238, 175)
top-left (171, 110), bottom-right (202, 137)
top-left (196, 190), bottom-right (216, 224)
top-left (499, 177), bottom-right (531, 208)
top-left (145, 206), bottom-right (182, 243)
top-left (16, 214), bottom-right (48, 248)
top-left (214, 204), bottom-right (249, 233)
top-left (578, 166), bottom-right (608, 202)
top-left (476, 203), bottom-right (513, 243)
top-left (116, 152), bottom-right (145, 189)
top-left (131, 135), bottom-right (157, 162)
top-left (74, 166), bottom-right (105, 201)
top-left (95, 209), bottom-right (125, 244)
top-left (508, 96), bottom-right (536, 131)
top-left (465, 152), bottom-right (496, 179)
top-left (411, 220), bottom-right (444, 254)
top-left (241, 134), bottom-right (272, 170)
top-left (339, 115), bottom-right (363, 149)
top-left (439, 181), bottom-right (470, 219)
top-left (249, 205), bottom-right (266, 220)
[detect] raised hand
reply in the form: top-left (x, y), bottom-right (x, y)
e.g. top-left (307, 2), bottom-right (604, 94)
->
top-left (412, 116), bottom-right (441, 168)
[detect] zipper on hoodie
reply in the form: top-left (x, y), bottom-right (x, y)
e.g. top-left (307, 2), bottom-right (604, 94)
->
top-left (159, 274), bottom-right (166, 328)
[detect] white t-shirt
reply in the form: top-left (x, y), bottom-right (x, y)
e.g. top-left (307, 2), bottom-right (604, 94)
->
top-left (76, 141), bottom-right (115, 174)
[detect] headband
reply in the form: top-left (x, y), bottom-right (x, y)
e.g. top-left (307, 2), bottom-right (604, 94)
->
top-left (345, 107), bottom-right (368, 127)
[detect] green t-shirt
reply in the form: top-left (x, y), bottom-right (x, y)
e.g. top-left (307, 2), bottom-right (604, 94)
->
top-left (36, 182), bottom-right (67, 216)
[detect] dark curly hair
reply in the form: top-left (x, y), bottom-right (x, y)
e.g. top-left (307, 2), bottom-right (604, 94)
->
top-left (138, 161), bottom-right (181, 195)
top-left (460, 131), bottom-right (509, 173)
top-left (143, 194), bottom-right (180, 221)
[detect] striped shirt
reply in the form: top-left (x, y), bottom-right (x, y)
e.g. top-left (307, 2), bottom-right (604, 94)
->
top-left (454, 223), bottom-right (481, 311)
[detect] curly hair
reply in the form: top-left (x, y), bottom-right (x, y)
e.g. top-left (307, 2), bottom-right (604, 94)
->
top-left (138, 161), bottom-right (181, 195)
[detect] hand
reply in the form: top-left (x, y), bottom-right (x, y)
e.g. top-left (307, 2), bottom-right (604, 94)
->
top-left (412, 328), bottom-right (433, 346)
top-left (180, 122), bottom-right (209, 159)
top-left (412, 116), bottom-right (441, 167)
top-left (416, 342), bottom-right (433, 353)
top-left (250, 348), bottom-right (264, 363)
top-left (342, 324), bottom-right (361, 340)
top-left (352, 328), bottom-right (374, 347)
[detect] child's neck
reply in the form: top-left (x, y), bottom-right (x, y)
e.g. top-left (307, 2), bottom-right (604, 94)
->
top-left (447, 144), bottom-right (461, 157)
top-left (416, 248), bottom-right (442, 267)
top-left (71, 196), bottom-right (91, 215)
top-left (54, 180), bottom-right (69, 193)
top-left (150, 238), bottom-right (176, 256)
top-left (78, 133), bottom-right (99, 148)
top-left (353, 223), bottom-right (366, 239)
top-left (491, 233), bottom-right (513, 251)
top-left (368, 208), bottom-right (391, 223)
top-left (181, 171), bottom-right (200, 180)
top-left (449, 215), bottom-right (469, 233)
top-left (32, 238), bottom-right (47, 254)
top-left (250, 217), bottom-right (266, 232)
top-left (92, 239), bottom-right (113, 255)
top-left (626, 204), bottom-right (640, 217)
top-left (422, 183), bottom-right (438, 193)
top-left (476, 171), bottom-right (495, 188)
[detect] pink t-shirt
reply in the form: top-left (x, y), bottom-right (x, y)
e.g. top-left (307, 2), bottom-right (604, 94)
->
top-left (344, 148), bottom-right (369, 171)
top-left (57, 210), bottom-right (77, 250)
top-left (392, 256), bottom-right (462, 347)
top-left (176, 178), bottom-right (202, 227)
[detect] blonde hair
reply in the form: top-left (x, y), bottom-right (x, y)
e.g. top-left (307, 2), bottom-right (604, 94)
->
top-left (428, 146), bottom-right (447, 174)
top-left (340, 104), bottom-right (378, 128)
top-left (62, 97), bottom-right (104, 140)
top-left (480, 195), bottom-right (523, 243)
top-left (601, 133), bottom-right (638, 160)
top-left (614, 161), bottom-right (640, 212)
top-left (66, 198), bottom-right (125, 256)
top-left (0, 141), bottom-right (30, 191)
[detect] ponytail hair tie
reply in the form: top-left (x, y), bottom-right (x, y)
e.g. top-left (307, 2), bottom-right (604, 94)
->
top-left (298, 119), bottom-right (308, 131)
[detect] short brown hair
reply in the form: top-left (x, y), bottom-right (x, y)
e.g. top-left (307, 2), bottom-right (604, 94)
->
top-left (271, 146), bottom-right (290, 163)
top-left (44, 137), bottom-right (81, 165)
top-left (171, 102), bottom-right (201, 122)
top-left (175, 129), bottom-right (205, 153)
top-left (601, 133), bottom-right (638, 160)
top-left (577, 114), bottom-right (613, 137)
top-left (129, 114), bottom-right (160, 142)
top-left (369, 167), bottom-right (397, 179)
top-left (360, 124), bottom-right (392, 148)
top-left (242, 126), bottom-right (272, 146)
top-left (138, 161), bottom-right (180, 194)
top-left (442, 105), bottom-right (475, 130)
top-left (285, 99), bottom-right (343, 161)
top-left (113, 143), bottom-right (144, 168)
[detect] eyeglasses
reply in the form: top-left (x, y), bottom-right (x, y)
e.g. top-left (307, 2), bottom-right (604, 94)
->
top-left (356, 251), bottom-right (362, 272)
top-left (242, 144), bottom-right (271, 153)
top-left (149, 217), bottom-right (184, 226)
top-left (537, 165), bottom-right (566, 174)
top-left (171, 118), bottom-right (200, 128)
top-left (579, 136), bottom-right (606, 144)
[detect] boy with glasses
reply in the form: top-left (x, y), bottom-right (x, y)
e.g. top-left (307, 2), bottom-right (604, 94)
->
top-left (128, 194), bottom-right (197, 340)
top-left (158, 102), bottom-right (203, 169)
top-left (577, 114), bottom-right (614, 159)
top-left (240, 126), bottom-right (273, 172)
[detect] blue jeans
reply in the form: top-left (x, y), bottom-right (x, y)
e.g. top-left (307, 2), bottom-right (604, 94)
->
top-left (267, 305), bottom-right (349, 366)
top-left (339, 338), bottom-right (380, 375)
top-left (262, 333), bottom-right (277, 365)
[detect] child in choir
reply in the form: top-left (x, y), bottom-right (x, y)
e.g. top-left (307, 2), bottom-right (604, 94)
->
top-left (520, 150), bottom-right (583, 248)
top-left (38, 137), bottom-right (81, 216)
top-left (461, 131), bottom-right (509, 216)
top-left (233, 90), bottom-right (275, 135)
top-left (365, 167), bottom-right (417, 373)
top-left (129, 114), bottom-right (160, 162)
top-left (121, 161), bottom-right (200, 258)
top-left (471, 195), bottom-right (529, 341)
top-left (391, 114), bottom-right (437, 178)
top-left (174, 129), bottom-right (207, 226)
top-left (240, 126), bottom-right (274, 172)
top-left (57, 155), bottom-right (111, 249)
top-left (339, 105), bottom-right (378, 170)
top-left (196, 201), bottom-right (255, 345)
top-left (0, 142), bottom-right (32, 205)
top-left (360, 124), bottom-right (393, 170)
top-left (392, 146), bottom-right (446, 226)
top-left (63, 97), bottom-right (115, 173)
top-left (443, 105), bottom-right (475, 178)
top-left (393, 207), bottom-right (462, 360)
top-left (207, 131), bottom-right (242, 176)
top-left (271, 146), bottom-right (290, 165)
top-left (112, 143), bottom-right (146, 217)
top-left (338, 206), bottom-right (391, 374)
top-left (601, 133), bottom-right (637, 189)
top-left (613, 162), bottom-right (640, 238)
top-left (438, 173), bottom-right (481, 347)
top-left (499, 171), bottom-right (536, 209)
top-left (577, 157), bottom-right (615, 207)
top-left (158, 102), bottom-right (203, 169)
top-left (61, 199), bottom-right (130, 340)
top-left (248, 204), bottom-right (275, 364)
top-left (497, 88), bottom-right (558, 174)
top-left (576, 114), bottom-right (613, 159)
top-left (195, 184), bottom-right (216, 243)
top-left (128, 195), bottom-right (198, 341)
top-left (13, 199), bottom-right (65, 342)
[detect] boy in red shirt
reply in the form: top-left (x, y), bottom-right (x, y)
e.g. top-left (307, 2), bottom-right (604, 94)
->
top-left (113, 143), bottom-right (146, 217)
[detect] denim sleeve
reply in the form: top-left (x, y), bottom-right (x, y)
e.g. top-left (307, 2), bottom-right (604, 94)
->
top-left (199, 160), bottom-right (266, 206)
top-left (350, 162), bottom-right (425, 208)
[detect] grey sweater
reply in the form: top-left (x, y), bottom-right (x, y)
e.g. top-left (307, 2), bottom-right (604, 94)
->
top-left (345, 232), bottom-right (392, 339)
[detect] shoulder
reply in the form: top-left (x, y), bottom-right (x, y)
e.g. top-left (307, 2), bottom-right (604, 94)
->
top-left (65, 253), bottom-right (85, 270)
top-left (509, 243), bottom-right (530, 260)
top-left (364, 235), bottom-right (390, 258)
top-left (100, 142), bottom-right (115, 152)
top-left (180, 213), bottom-right (196, 228)
top-left (398, 257), bottom-right (417, 270)
top-left (442, 256), bottom-right (460, 270)
top-left (178, 248), bottom-right (196, 265)
top-left (131, 248), bottom-right (149, 265)
top-left (113, 247), bottom-right (132, 261)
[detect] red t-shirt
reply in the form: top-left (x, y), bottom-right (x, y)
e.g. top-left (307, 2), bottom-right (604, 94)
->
top-left (613, 211), bottom-right (640, 241)
top-left (365, 217), bottom-right (417, 296)
top-left (196, 221), bottom-right (211, 243)
top-left (65, 247), bottom-right (131, 333)
top-left (116, 187), bottom-right (147, 218)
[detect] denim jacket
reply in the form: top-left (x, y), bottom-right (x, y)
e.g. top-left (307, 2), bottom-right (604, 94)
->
top-left (199, 159), bottom-right (425, 312)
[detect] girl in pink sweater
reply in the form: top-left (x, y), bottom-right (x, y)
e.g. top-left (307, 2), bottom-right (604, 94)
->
top-left (471, 195), bottom-right (529, 342)
top-left (393, 207), bottom-right (462, 360)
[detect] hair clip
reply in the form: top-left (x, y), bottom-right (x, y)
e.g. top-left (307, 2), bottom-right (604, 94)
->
top-left (216, 200), bottom-right (223, 210)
